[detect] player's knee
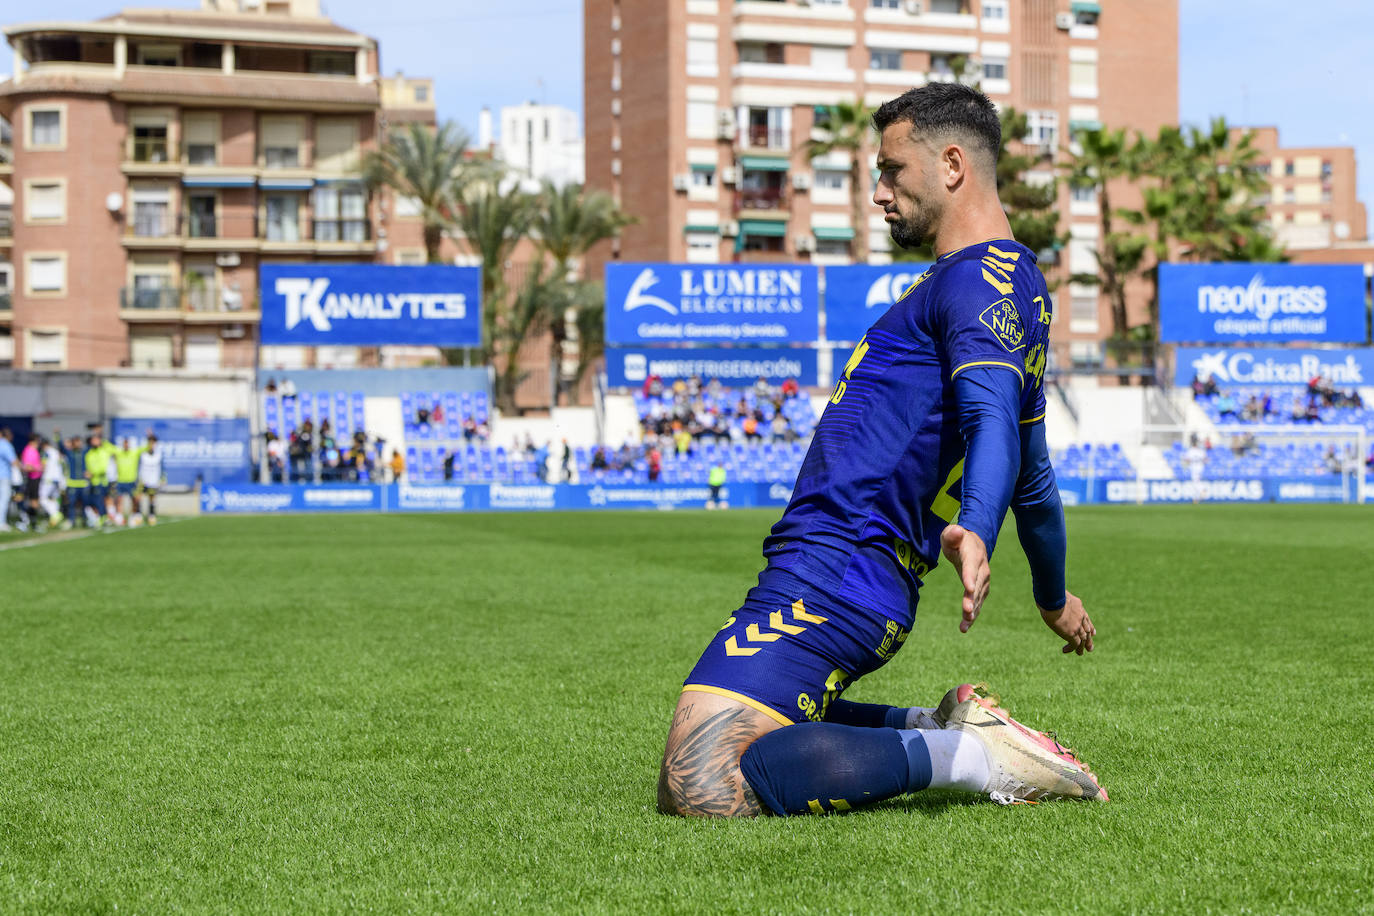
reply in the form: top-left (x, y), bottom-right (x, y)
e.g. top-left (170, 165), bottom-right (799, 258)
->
top-left (656, 737), bottom-right (765, 819)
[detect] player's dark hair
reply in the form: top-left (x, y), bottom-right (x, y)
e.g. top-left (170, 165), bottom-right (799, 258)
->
top-left (872, 82), bottom-right (1001, 168)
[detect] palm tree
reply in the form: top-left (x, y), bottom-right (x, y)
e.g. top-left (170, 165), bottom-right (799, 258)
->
top-left (996, 106), bottom-right (1063, 273)
top-left (805, 101), bottom-right (874, 263)
top-left (362, 121), bottom-right (472, 264)
top-left (531, 181), bottom-right (632, 404)
top-left (452, 180), bottom-right (536, 409)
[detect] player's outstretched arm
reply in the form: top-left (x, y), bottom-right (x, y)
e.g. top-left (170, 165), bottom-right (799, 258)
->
top-left (940, 524), bottom-right (989, 632)
top-left (1040, 590), bottom-right (1095, 654)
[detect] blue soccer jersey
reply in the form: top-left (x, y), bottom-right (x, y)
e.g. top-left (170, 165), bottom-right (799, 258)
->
top-left (763, 239), bottom-right (1052, 619)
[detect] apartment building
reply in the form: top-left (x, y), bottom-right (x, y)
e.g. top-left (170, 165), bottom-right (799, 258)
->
top-left (0, 0), bottom-right (408, 371)
top-left (499, 101), bottom-right (585, 188)
top-left (1242, 127), bottom-right (1367, 253)
top-left (584, 0), bottom-right (1178, 366)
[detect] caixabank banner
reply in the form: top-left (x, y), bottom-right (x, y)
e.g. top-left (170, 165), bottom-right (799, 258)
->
top-left (824, 263), bottom-right (933, 342)
top-left (260, 263), bottom-right (482, 346)
top-left (1173, 347), bottom-right (1374, 387)
top-left (1159, 263), bottom-right (1366, 343)
top-left (605, 263), bottom-right (819, 344)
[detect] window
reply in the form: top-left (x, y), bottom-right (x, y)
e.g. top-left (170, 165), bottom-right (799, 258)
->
top-left (1024, 110), bottom-right (1058, 151)
top-left (814, 170), bottom-right (845, 190)
top-left (28, 329), bottom-right (66, 368)
top-left (314, 185), bottom-right (368, 242)
top-left (183, 261), bottom-right (218, 312)
top-left (930, 0), bottom-right (963, 11)
top-left (129, 333), bottom-right (174, 369)
top-left (745, 107), bottom-right (788, 149)
top-left (414, 84), bottom-right (429, 103)
top-left (1068, 236), bottom-right (1097, 274)
top-left (981, 58), bottom-right (1006, 80)
top-left (315, 117), bottom-right (360, 173)
top-left (28, 109), bottom-right (63, 148)
top-left (183, 113), bottom-right (218, 165)
top-left (1284, 162), bottom-right (1295, 177)
top-left (184, 333), bottom-right (221, 370)
top-left (26, 254), bottom-right (66, 294)
top-left (1071, 294), bottom-right (1097, 326)
top-left (187, 193), bottom-right (216, 238)
top-left (870, 0), bottom-right (900, 8)
top-left (262, 117), bottom-right (303, 168)
top-left (265, 193), bottom-right (301, 242)
top-left (738, 42), bottom-right (784, 64)
top-left (130, 270), bottom-right (175, 310)
top-left (307, 51), bottom-right (354, 76)
top-left (1069, 59), bottom-right (1097, 96)
top-left (136, 44), bottom-right (179, 67)
top-left (685, 232), bottom-right (718, 264)
top-left (132, 123), bottom-right (169, 163)
top-left (687, 100), bottom-right (717, 139)
top-left (981, 0), bottom-right (1008, 20)
top-left (816, 239), bottom-right (850, 257)
top-left (691, 169), bottom-right (716, 188)
top-left (130, 186), bottom-right (172, 237)
top-left (25, 181), bottom-right (65, 222)
top-left (687, 37), bottom-right (718, 75)
top-left (869, 48), bottom-right (902, 70)
top-left (811, 46), bottom-right (848, 71)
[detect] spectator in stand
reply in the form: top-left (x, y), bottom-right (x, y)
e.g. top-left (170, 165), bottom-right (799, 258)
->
top-left (389, 448), bottom-right (405, 483)
top-left (432, 402), bottom-right (444, 424)
top-left (0, 428), bottom-right (16, 532)
top-left (535, 441), bottom-right (551, 482)
top-left (781, 377), bottom-right (799, 399)
top-left (463, 415), bottom-right (478, 442)
top-left (136, 435), bottom-right (165, 526)
top-left (560, 439), bottom-right (572, 482)
top-left (1241, 395), bottom-right (1261, 422)
top-left (742, 414), bottom-right (761, 442)
top-left (591, 447), bottom-right (609, 472)
top-left (753, 376), bottom-right (773, 402)
top-left (1231, 432), bottom-right (1257, 457)
top-left (279, 377), bottom-right (297, 401)
top-left (1324, 446), bottom-right (1343, 475)
top-left (673, 424), bottom-right (693, 456)
top-left (1288, 398), bottom-right (1307, 423)
top-left (706, 377), bottom-right (723, 401)
top-left (647, 444), bottom-right (662, 482)
top-left (687, 374), bottom-right (702, 398)
top-left (645, 374), bottom-right (664, 398)
top-left (770, 412), bottom-right (789, 443)
top-left (1216, 392), bottom-right (1237, 418)
top-left (416, 404), bottom-right (431, 427)
top-left (264, 377), bottom-right (278, 394)
top-left (291, 420), bottom-right (315, 481)
top-left (1305, 395), bottom-right (1322, 423)
top-left (442, 448), bottom-right (455, 481)
top-left (1261, 392), bottom-right (1275, 416)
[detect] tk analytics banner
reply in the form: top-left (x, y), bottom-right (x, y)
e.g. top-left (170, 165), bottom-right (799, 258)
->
top-left (824, 263), bottom-right (933, 342)
top-left (605, 347), bottom-right (818, 388)
top-left (111, 417), bottom-right (251, 487)
top-left (1173, 347), bottom-right (1374, 387)
top-left (259, 263), bottom-right (482, 346)
top-left (605, 263), bottom-right (819, 344)
top-left (1159, 263), bottom-right (1366, 343)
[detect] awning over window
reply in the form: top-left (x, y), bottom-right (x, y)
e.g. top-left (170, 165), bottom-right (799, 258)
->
top-left (689, 162), bottom-right (716, 172)
top-left (182, 176), bottom-right (256, 188)
top-left (1069, 119), bottom-right (1103, 132)
top-left (684, 224), bottom-right (720, 234)
top-left (738, 219), bottom-right (787, 237)
top-left (812, 226), bottom-right (855, 241)
top-left (259, 177), bottom-right (316, 191)
top-left (1070, 1), bottom-right (1101, 13)
top-left (739, 156), bottom-right (790, 172)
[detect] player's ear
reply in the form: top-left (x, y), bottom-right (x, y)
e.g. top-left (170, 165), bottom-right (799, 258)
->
top-left (941, 143), bottom-right (966, 189)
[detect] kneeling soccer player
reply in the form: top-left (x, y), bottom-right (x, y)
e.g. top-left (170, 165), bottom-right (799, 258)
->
top-left (658, 83), bottom-right (1105, 818)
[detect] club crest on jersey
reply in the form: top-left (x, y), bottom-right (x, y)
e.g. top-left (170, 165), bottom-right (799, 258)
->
top-left (980, 298), bottom-right (1025, 353)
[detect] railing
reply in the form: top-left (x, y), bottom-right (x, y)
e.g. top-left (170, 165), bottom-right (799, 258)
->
top-left (0, 291), bottom-right (11, 313)
top-left (129, 209), bottom-right (177, 238)
top-left (121, 285), bottom-right (250, 314)
top-left (736, 188), bottom-right (788, 211)
top-left (130, 138), bottom-right (172, 163)
top-left (0, 213), bottom-right (11, 238)
top-left (312, 219), bottom-right (371, 242)
top-left (746, 125), bottom-right (788, 150)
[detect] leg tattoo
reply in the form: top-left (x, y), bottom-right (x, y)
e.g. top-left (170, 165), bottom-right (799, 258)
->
top-left (659, 706), bottom-right (767, 818)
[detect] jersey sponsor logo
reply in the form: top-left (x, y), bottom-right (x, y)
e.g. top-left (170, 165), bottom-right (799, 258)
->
top-left (979, 298), bottom-right (1026, 352)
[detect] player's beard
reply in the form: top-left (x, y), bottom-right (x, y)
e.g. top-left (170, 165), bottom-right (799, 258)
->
top-left (888, 211), bottom-right (930, 250)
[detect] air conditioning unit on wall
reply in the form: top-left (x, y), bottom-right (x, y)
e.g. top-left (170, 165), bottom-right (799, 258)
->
top-left (904, 0), bottom-right (923, 14)
top-left (216, 252), bottom-right (241, 268)
top-left (795, 235), bottom-right (817, 252)
top-left (673, 174), bottom-right (691, 191)
top-left (1055, 12), bottom-right (1074, 29)
top-left (791, 171), bottom-right (813, 191)
top-left (721, 220), bottom-right (740, 237)
top-left (721, 166), bottom-right (739, 185)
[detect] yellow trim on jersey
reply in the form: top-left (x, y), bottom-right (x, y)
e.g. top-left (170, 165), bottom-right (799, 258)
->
top-left (1019, 411), bottom-right (1046, 425)
top-left (682, 684), bottom-right (796, 726)
top-left (950, 359), bottom-right (1025, 383)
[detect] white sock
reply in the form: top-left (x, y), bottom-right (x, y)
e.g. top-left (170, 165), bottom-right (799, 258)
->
top-left (912, 728), bottom-right (990, 793)
top-left (903, 706), bottom-right (940, 730)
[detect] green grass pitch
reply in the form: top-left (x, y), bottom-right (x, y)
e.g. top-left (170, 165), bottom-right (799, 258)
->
top-left (2, 505), bottom-right (1371, 913)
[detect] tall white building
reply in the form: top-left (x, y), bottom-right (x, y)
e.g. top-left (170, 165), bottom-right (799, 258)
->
top-left (498, 102), bottom-right (584, 188)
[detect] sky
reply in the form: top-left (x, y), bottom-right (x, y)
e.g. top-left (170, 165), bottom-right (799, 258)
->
top-left (2, 0), bottom-right (1371, 233)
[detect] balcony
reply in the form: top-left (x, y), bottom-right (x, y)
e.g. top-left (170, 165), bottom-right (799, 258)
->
top-left (0, 291), bottom-right (11, 319)
top-left (0, 212), bottom-right (11, 247)
top-left (119, 284), bottom-right (259, 323)
top-left (119, 213), bottom-right (375, 254)
top-left (743, 125), bottom-right (789, 151)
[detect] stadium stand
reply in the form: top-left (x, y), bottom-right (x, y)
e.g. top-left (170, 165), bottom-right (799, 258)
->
top-left (1050, 444), bottom-right (1136, 480)
top-left (264, 390), bottom-right (366, 438)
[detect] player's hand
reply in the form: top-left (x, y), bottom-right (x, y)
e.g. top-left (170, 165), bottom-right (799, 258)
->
top-left (1039, 591), bottom-right (1095, 655)
top-left (941, 524), bottom-right (989, 633)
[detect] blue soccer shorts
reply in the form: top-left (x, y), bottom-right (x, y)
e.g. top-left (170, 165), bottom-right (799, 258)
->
top-left (683, 567), bottom-right (913, 726)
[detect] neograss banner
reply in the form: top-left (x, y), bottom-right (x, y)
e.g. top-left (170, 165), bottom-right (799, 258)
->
top-left (1159, 263), bottom-right (1367, 343)
top-left (259, 263), bottom-right (482, 346)
top-left (824, 263), bottom-right (933, 342)
top-left (605, 263), bottom-right (819, 344)
top-left (603, 346), bottom-right (819, 387)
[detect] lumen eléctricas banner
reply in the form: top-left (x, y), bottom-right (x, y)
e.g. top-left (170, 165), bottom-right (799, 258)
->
top-left (605, 263), bottom-right (819, 344)
top-left (259, 264), bottom-right (482, 346)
